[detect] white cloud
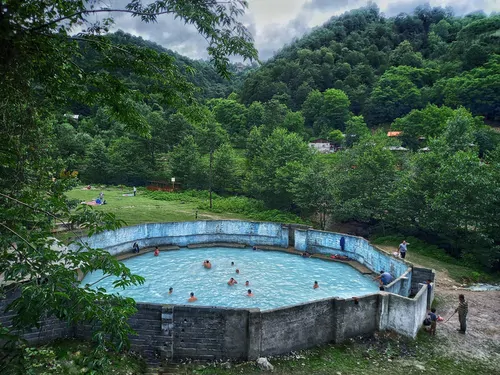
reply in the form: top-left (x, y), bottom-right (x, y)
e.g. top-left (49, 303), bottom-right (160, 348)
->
top-left (99, 0), bottom-right (500, 61)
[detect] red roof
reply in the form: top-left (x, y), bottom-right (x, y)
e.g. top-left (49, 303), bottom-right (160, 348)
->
top-left (387, 131), bottom-right (403, 137)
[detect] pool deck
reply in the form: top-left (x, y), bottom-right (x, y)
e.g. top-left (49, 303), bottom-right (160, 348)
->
top-left (111, 243), bottom-right (375, 276)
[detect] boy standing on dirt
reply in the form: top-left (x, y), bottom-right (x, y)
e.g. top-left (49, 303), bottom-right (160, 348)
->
top-left (428, 308), bottom-right (438, 335)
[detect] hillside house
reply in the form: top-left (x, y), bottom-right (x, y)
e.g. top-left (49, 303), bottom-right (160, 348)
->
top-left (308, 138), bottom-right (334, 153)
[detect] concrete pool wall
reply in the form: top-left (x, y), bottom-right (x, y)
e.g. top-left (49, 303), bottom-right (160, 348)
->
top-left (2, 221), bottom-right (434, 364)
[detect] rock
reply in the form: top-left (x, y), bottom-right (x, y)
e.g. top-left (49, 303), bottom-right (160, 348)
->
top-left (415, 364), bottom-right (426, 371)
top-left (221, 362), bottom-right (231, 369)
top-left (256, 357), bottom-right (274, 372)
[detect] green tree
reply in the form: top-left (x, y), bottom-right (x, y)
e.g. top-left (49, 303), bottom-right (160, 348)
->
top-left (246, 101), bottom-right (265, 129)
top-left (391, 104), bottom-right (455, 150)
top-left (196, 121), bottom-right (229, 207)
top-left (245, 128), bottom-right (313, 209)
top-left (389, 40), bottom-right (424, 68)
top-left (302, 89), bottom-right (324, 129)
top-left (213, 143), bottom-right (242, 193)
top-left (366, 70), bottom-right (422, 125)
top-left (320, 89), bottom-right (351, 131)
top-left (169, 136), bottom-right (207, 190)
top-left (208, 99), bottom-right (248, 148)
top-left (283, 111), bottom-right (306, 136)
top-left (344, 115), bottom-right (370, 147)
top-left (289, 160), bottom-right (337, 229)
top-left (81, 138), bottom-right (111, 184)
top-left (334, 133), bottom-right (398, 222)
top-left (0, 0), bottom-right (257, 366)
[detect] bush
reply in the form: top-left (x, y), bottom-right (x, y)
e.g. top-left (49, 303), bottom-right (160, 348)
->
top-left (144, 190), bottom-right (308, 224)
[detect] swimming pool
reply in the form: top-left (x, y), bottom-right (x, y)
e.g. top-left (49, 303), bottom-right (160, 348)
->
top-left (81, 247), bottom-right (379, 310)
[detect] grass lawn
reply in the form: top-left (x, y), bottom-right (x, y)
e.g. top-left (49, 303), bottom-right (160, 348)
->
top-left (168, 331), bottom-right (496, 375)
top-left (3, 339), bottom-right (146, 375)
top-left (371, 236), bottom-right (499, 283)
top-left (65, 187), bottom-right (248, 226)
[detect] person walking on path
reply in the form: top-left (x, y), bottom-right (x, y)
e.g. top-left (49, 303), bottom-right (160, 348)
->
top-left (398, 240), bottom-right (409, 259)
top-left (455, 294), bottom-right (468, 333)
top-left (133, 186), bottom-right (137, 196)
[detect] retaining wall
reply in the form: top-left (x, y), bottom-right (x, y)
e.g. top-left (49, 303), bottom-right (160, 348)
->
top-left (79, 221), bottom-right (289, 256)
top-left (295, 229), bottom-right (412, 296)
top-left (2, 222), bottom-right (435, 363)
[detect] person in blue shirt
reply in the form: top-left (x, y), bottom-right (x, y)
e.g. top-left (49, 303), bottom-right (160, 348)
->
top-left (374, 270), bottom-right (393, 286)
top-left (340, 236), bottom-right (346, 252)
top-left (399, 240), bottom-right (409, 259)
top-left (428, 308), bottom-right (438, 335)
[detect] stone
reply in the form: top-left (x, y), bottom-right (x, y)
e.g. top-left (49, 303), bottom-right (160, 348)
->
top-left (256, 357), bottom-right (274, 372)
top-left (221, 362), bottom-right (231, 369)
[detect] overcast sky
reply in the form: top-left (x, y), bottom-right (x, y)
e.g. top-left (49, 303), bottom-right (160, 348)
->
top-left (102, 0), bottom-right (500, 61)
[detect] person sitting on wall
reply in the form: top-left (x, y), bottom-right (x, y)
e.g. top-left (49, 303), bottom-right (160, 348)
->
top-left (132, 242), bottom-right (140, 254)
top-left (228, 277), bottom-right (237, 286)
top-left (154, 247), bottom-right (160, 256)
top-left (188, 292), bottom-right (197, 302)
top-left (313, 281), bottom-right (319, 289)
top-left (374, 270), bottom-right (393, 286)
top-left (203, 260), bottom-right (212, 269)
top-left (247, 289), bottom-right (254, 297)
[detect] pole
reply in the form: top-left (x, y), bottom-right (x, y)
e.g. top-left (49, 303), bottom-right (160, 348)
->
top-left (445, 311), bottom-right (456, 323)
top-left (209, 150), bottom-right (213, 209)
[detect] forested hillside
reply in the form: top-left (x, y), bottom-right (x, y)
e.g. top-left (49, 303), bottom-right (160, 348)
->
top-left (241, 5), bottom-right (499, 130)
top-left (47, 5), bottom-right (500, 271)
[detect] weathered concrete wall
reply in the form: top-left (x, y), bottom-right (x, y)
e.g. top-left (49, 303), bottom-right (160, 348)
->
top-left (335, 294), bottom-right (380, 341)
top-left (411, 267), bottom-right (435, 308)
top-left (3, 291), bottom-right (432, 363)
top-left (379, 284), bottom-right (429, 337)
top-left (259, 298), bottom-right (335, 356)
top-left (295, 229), bottom-right (411, 296)
top-left (0, 288), bottom-right (74, 346)
top-left (172, 306), bottom-right (249, 361)
top-left (79, 221), bottom-right (289, 255)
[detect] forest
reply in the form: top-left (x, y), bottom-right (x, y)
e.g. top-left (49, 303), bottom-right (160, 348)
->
top-left (47, 5), bottom-right (500, 271)
top-left (1, 1), bottom-right (499, 371)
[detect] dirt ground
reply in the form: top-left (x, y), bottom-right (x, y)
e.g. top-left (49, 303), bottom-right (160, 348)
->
top-left (381, 245), bottom-right (500, 366)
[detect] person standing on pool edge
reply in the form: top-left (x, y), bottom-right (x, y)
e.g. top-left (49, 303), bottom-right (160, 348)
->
top-left (399, 240), bottom-right (409, 259)
top-left (340, 236), bottom-right (346, 252)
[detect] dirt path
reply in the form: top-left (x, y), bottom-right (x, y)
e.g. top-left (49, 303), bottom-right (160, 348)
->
top-left (380, 245), bottom-right (500, 365)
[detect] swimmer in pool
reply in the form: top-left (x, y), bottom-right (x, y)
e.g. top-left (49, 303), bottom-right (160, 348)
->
top-left (203, 260), bottom-right (212, 269)
top-left (247, 289), bottom-right (254, 297)
top-left (313, 281), bottom-right (319, 289)
top-left (154, 247), bottom-right (160, 256)
top-left (188, 292), bottom-right (197, 302)
top-left (168, 287), bottom-right (173, 294)
top-left (245, 281), bottom-right (250, 286)
top-left (231, 261), bottom-right (235, 266)
top-left (236, 269), bottom-right (240, 274)
top-left (228, 277), bottom-right (237, 286)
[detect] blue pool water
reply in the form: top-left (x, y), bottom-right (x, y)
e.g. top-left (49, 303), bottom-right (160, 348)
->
top-left (81, 247), bottom-right (379, 310)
